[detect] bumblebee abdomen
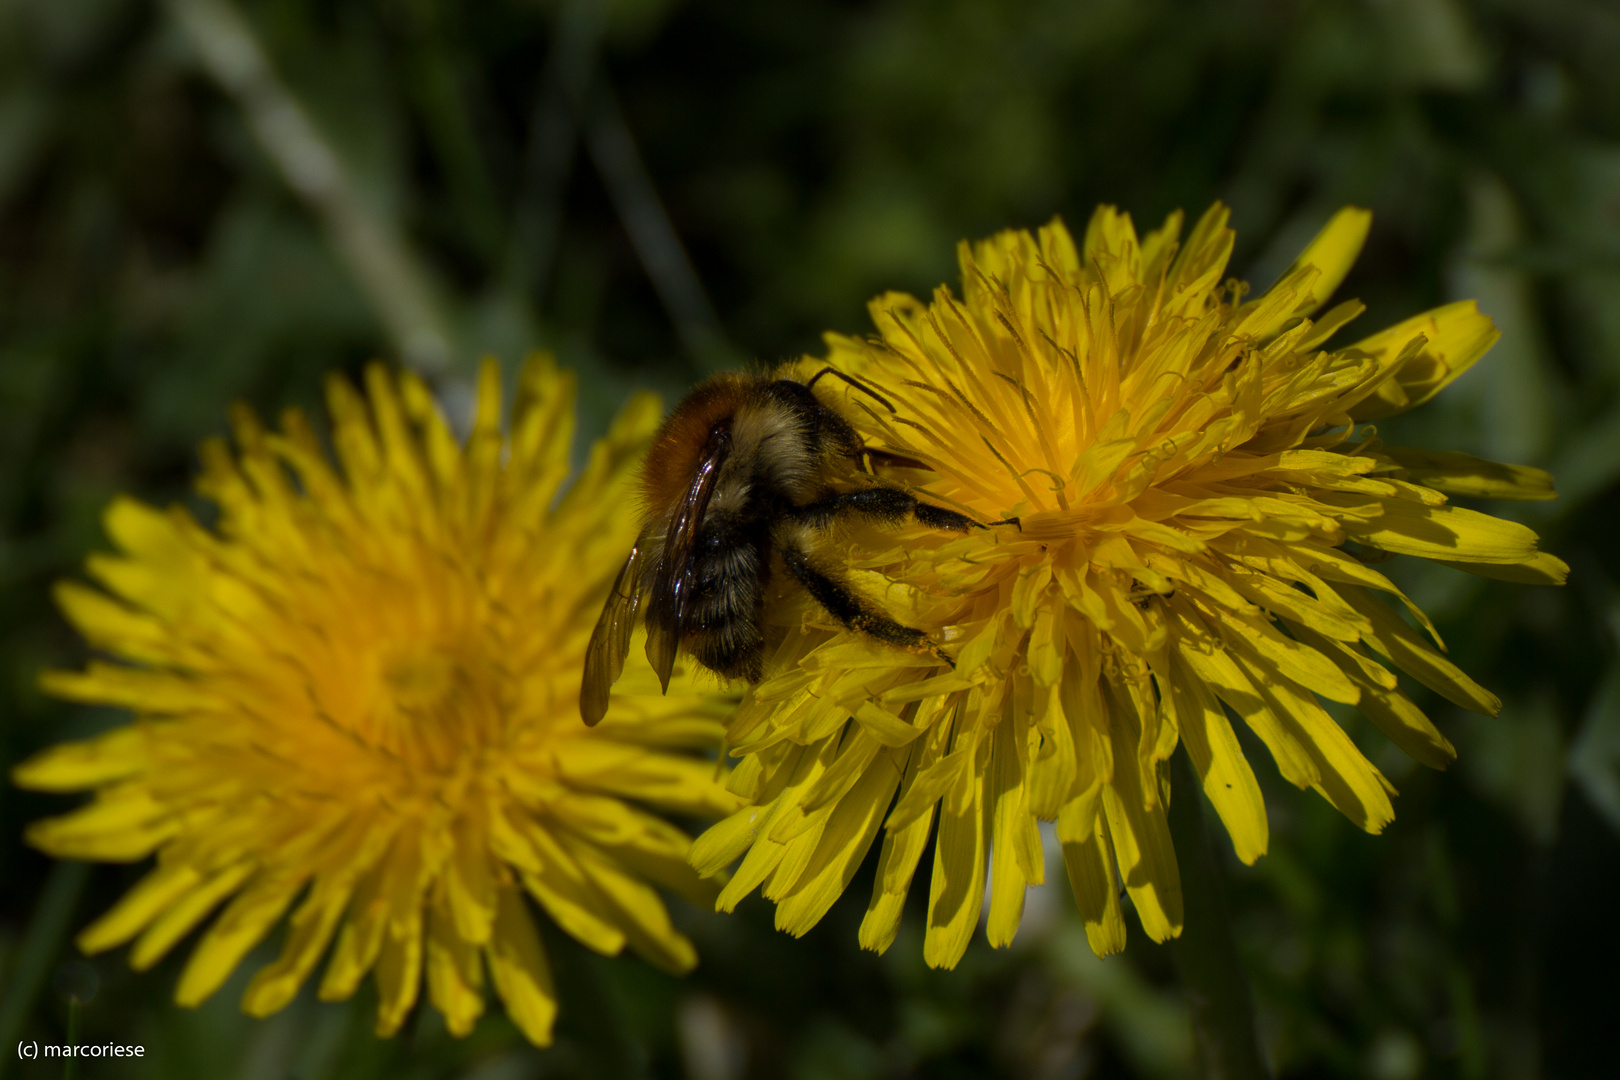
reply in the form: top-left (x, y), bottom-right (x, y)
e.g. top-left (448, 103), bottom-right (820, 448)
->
top-left (682, 511), bottom-right (767, 682)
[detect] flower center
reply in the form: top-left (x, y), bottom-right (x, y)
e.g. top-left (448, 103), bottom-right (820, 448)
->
top-left (384, 647), bottom-right (461, 715)
top-left (359, 637), bottom-right (503, 767)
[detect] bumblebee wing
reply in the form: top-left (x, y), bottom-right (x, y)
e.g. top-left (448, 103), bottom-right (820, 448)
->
top-left (644, 432), bottom-right (731, 692)
top-left (580, 540), bottom-right (648, 726)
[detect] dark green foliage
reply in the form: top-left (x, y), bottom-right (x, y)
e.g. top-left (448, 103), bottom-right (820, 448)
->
top-left (2, 0), bottom-right (1618, 1076)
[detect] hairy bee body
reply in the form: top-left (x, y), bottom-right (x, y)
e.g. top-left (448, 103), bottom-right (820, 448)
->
top-left (579, 368), bottom-right (982, 725)
top-left (645, 374), bottom-right (858, 680)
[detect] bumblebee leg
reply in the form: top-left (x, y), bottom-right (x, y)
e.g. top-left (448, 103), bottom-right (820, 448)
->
top-left (788, 486), bottom-right (982, 532)
top-left (778, 541), bottom-right (953, 666)
top-left (803, 367), bottom-right (897, 413)
top-left (858, 447), bottom-right (932, 474)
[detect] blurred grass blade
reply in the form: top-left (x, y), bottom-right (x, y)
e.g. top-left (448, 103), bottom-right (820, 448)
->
top-left (1570, 662), bottom-right (1620, 835)
top-left (1450, 172), bottom-right (1554, 466)
top-left (162, 0), bottom-right (457, 375)
top-left (0, 83), bottom-right (54, 209)
top-left (1550, 407), bottom-right (1620, 511)
top-left (583, 82), bottom-right (731, 368)
top-left (0, 861), bottom-right (89, 1080)
top-left (507, 0), bottom-right (605, 304)
top-left (400, 0), bottom-right (504, 264)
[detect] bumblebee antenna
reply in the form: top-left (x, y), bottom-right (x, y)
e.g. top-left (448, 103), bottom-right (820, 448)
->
top-left (805, 367), bottom-right (897, 414)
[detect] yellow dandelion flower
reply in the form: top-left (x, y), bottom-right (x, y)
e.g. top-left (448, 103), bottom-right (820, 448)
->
top-left (14, 356), bottom-right (740, 1044)
top-left (690, 204), bottom-right (1566, 969)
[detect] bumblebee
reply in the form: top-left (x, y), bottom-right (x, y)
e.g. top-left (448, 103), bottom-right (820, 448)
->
top-left (579, 368), bottom-right (990, 726)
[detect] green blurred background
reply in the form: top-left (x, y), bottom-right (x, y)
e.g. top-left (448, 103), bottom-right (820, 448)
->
top-left (3, 0), bottom-right (1620, 1076)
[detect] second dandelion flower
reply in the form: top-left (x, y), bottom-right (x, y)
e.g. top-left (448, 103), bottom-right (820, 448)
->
top-left (16, 356), bottom-right (740, 1044)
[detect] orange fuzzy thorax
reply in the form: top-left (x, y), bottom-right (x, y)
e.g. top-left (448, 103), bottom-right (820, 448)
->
top-left (639, 372), bottom-right (759, 519)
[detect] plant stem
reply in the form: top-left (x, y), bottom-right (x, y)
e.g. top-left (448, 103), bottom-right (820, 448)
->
top-left (0, 861), bottom-right (89, 1080)
top-left (62, 997), bottom-right (79, 1080)
top-left (1167, 750), bottom-right (1270, 1080)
